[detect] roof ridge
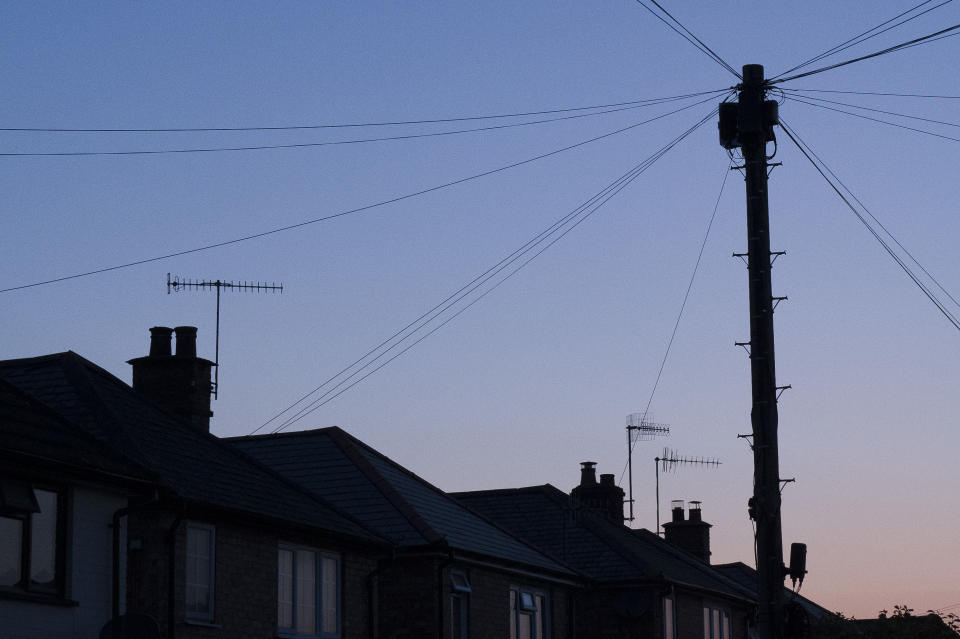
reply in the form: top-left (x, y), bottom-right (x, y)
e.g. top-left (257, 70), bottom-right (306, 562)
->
top-left (325, 427), bottom-right (443, 546)
top-left (630, 528), bottom-right (756, 600)
top-left (208, 431), bottom-right (388, 544)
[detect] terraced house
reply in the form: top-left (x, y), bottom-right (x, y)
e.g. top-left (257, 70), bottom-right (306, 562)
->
top-left (1, 325), bottom-right (831, 638)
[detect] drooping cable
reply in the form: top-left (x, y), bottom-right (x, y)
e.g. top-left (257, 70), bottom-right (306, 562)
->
top-left (0, 90), bottom-right (727, 133)
top-left (257, 108), bottom-right (722, 435)
top-left (784, 93), bottom-right (960, 144)
top-left (779, 118), bottom-right (960, 331)
top-left (771, 22), bottom-right (960, 85)
top-left (634, 0), bottom-right (741, 79)
top-left (1, 93), bottom-right (723, 294)
top-left (618, 159), bottom-right (733, 486)
top-left (786, 87), bottom-right (960, 100)
top-left (0, 90), bottom-right (731, 157)
top-left (782, 89), bottom-right (960, 130)
top-left (772, 0), bottom-right (950, 79)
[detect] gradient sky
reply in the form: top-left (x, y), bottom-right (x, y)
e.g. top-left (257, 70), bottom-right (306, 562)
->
top-left (2, 1), bottom-right (958, 619)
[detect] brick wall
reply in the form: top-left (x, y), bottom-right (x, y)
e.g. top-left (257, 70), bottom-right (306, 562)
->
top-left (574, 586), bottom-right (659, 639)
top-left (127, 506), bottom-right (379, 639)
top-left (373, 556), bottom-right (574, 639)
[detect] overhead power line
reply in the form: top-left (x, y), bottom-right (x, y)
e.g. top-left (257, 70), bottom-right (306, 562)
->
top-left (0, 90), bottom-right (726, 133)
top-left (773, 0), bottom-right (951, 80)
top-left (0, 93), bottom-right (723, 295)
top-left (634, 0), bottom-right (741, 79)
top-left (619, 160), bottom-right (733, 485)
top-left (779, 118), bottom-right (960, 331)
top-left (0, 90), bottom-right (731, 157)
top-left (783, 90), bottom-right (960, 129)
top-left (785, 93), bottom-right (960, 144)
top-left (771, 21), bottom-right (960, 84)
top-left (254, 107), bottom-right (722, 435)
top-left (786, 87), bottom-right (960, 99)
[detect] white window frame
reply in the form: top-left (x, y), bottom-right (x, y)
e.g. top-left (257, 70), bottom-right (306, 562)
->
top-left (450, 570), bottom-right (471, 639)
top-left (702, 605), bottom-right (731, 639)
top-left (0, 485), bottom-right (66, 598)
top-left (185, 522), bottom-right (216, 622)
top-left (277, 543), bottom-right (340, 639)
top-left (663, 595), bottom-right (676, 639)
top-left (509, 586), bottom-right (549, 639)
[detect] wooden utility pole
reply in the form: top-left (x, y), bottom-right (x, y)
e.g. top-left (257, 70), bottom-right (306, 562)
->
top-left (721, 64), bottom-right (786, 639)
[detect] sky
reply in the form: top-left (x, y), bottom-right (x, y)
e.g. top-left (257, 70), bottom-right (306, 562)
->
top-left (2, 1), bottom-right (958, 620)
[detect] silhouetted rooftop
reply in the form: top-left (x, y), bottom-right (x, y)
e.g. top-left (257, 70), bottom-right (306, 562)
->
top-left (0, 352), bottom-right (380, 543)
top-left (229, 428), bottom-right (576, 576)
top-left (454, 484), bottom-right (754, 601)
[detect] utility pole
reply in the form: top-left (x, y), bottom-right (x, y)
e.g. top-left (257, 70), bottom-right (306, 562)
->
top-left (720, 64), bottom-right (787, 639)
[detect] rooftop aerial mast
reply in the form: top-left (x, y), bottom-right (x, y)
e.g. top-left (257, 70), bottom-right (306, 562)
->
top-left (167, 273), bottom-right (283, 398)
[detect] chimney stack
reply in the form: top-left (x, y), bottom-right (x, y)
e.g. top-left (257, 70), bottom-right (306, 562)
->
top-left (662, 500), bottom-right (712, 563)
top-left (128, 326), bottom-right (214, 432)
top-left (570, 462), bottom-right (625, 525)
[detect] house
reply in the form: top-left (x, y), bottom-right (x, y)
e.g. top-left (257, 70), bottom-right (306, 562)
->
top-left (228, 427), bottom-right (582, 639)
top-left (0, 378), bottom-right (155, 638)
top-left (453, 463), bottom-right (758, 639)
top-left (4, 324), bottom-right (839, 639)
top-left (0, 327), bottom-right (388, 639)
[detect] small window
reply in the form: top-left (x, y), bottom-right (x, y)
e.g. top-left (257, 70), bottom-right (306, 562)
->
top-left (450, 570), bottom-right (471, 593)
top-left (278, 545), bottom-right (339, 638)
top-left (186, 523), bottom-right (215, 621)
top-left (0, 486), bottom-right (65, 597)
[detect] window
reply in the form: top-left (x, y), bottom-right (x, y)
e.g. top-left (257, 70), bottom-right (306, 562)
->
top-left (703, 606), bottom-right (731, 639)
top-left (278, 545), bottom-right (339, 638)
top-left (509, 587), bottom-right (547, 639)
top-left (663, 596), bottom-right (676, 639)
top-left (185, 523), bottom-right (215, 621)
top-left (0, 485), bottom-right (65, 598)
top-left (450, 570), bottom-right (471, 639)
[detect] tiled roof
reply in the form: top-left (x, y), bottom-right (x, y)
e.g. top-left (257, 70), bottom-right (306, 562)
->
top-left (0, 352), bottom-right (379, 543)
top-left (454, 485), bottom-right (755, 601)
top-left (228, 428), bottom-right (576, 576)
top-left (0, 377), bottom-right (152, 482)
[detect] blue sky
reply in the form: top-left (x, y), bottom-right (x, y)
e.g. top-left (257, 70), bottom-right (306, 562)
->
top-left (3, 1), bottom-right (958, 618)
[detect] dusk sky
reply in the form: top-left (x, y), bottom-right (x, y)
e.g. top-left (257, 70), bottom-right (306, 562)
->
top-left (3, 1), bottom-right (958, 619)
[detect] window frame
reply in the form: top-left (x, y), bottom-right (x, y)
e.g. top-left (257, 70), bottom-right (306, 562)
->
top-left (0, 483), bottom-right (67, 599)
top-left (509, 586), bottom-right (549, 639)
top-left (277, 543), bottom-right (340, 639)
top-left (185, 522), bottom-right (216, 622)
top-left (449, 570), bottom-right (471, 639)
top-left (663, 595), bottom-right (676, 639)
top-left (702, 605), bottom-right (731, 639)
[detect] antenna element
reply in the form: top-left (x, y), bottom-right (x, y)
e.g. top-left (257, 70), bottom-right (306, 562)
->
top-left (167, 273), bottom-right (283, 399)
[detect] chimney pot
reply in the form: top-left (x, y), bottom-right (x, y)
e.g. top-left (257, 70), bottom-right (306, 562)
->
top-left (579, 461), bottom-right (597, 486)
top-left (671, 499), bottom-right (685, 523)
top-left (689, 500), bottom-right (703, 522)
top-left (600, 473), bottom-right (615, 487)
top-left (149, 326), bottom-right (173, 358)
top-left (174, 326), bottom-right (198, 358)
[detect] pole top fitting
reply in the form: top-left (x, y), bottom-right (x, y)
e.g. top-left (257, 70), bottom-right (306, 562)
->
top-left (742, 64), bottom-right (765, 84)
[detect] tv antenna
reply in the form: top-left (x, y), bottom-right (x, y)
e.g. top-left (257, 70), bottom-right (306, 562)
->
top-left (625, 412), bottom-right (670, 522)
top-left (167, 273), bottom-right (283, 399)
top-left (654, 447), bottom-right (721, 535)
